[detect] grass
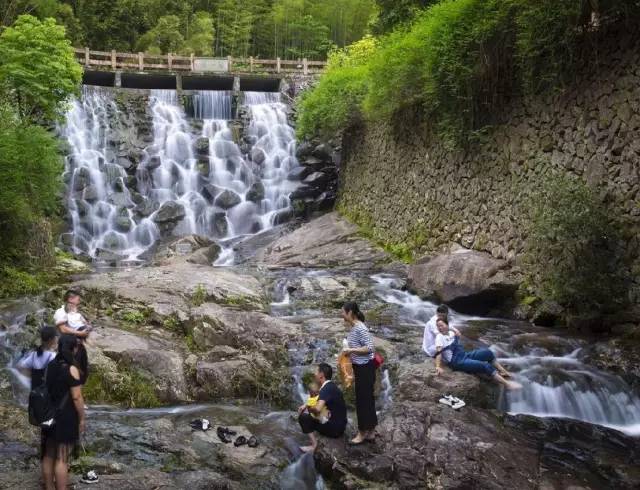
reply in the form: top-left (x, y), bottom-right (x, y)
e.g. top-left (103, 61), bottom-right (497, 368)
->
top-left (190, 284), bottom-right (207, 306)
top-left (83, 362), bottom-right (161, 408)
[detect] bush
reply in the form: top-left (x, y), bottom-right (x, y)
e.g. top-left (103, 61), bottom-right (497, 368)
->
top-left (523, 174), bottom-right (628, 316)
top-left (0, 105), bottom-right (63, 265)
top-left (297, 0), bottom-right (640, 143)
top-left (296, 36), bottom-right (377, 139)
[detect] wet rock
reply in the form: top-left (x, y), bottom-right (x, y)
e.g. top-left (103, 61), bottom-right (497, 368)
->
top-left (133, 198), bottom-right (157, 218)
top-left (211, 212), bottom-right (228, 237)
top-left (113, 177), bottom-right (126, 193)
top-left (94, 248), bottom-right (127, 263)
top-left (187, 244), bottom-right (221, 265)
top-left (153, 201), bottom-right (185, 228)
top-left (146, 155), bottom-right (162, 171)
top-left (295, 141), bottom-right (313, 158)
top-left (286, 166), bottom-right (311, 181)
top-left (109, 192), bottom-right (132, 208)
top-left (214, 189), bottom-right (242, 209)
top-left (303, 171), bottom-right (330, 188)
top-left (259, 212), bottom-right (388, 269)
top-left (114, 215), bottom-right (132, 233)
top-left (251, 147), bottom-right (266, 165)
top-left (246, 182), bottom-right (265, 203)
top-left (215, 140), bottom-right (240, 159)
top-left (408, 248), bottom-right (519, 315)
top-left (273, 208), bottom-right (293, 225)
top-left (202, 184), bottom-right (223, 203)
top-left (289, 185), bottom-right (321, 200)
top-left (194, 137), bottom-right (209, 156)
top-left (117, 156), bottom-right (134, 170)
top-left (82, 185), bottom-right (99, 203)
top-left (195, 354), bottom-right (271, 398)
top-left (312, 143), bottom-right (332, 161)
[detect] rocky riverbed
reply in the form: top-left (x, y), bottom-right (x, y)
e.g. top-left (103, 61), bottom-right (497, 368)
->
top-left (2, 212), bottom-right (640, 489)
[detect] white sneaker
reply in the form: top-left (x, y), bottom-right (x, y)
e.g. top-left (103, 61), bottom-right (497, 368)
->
top-left (81, 470), bottom-right (99, 484)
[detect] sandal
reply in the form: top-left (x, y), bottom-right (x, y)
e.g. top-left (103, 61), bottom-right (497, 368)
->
top-left (216, 426), bottom-right (232, 443)
top-left (234, 436), bottom-right (248, 447)
top-left (247, 436), bottom-right (259, 448)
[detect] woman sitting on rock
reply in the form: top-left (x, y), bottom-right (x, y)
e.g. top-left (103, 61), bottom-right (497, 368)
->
top-left (434, 319), bottom-right (522, 390)
top-left (341, 302), bottom-right (378, 445)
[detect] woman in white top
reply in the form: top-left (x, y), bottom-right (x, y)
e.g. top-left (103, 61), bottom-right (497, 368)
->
top-left (17, 326), bottom-right (58, 387)
top-left (341, 301), bottom-right (378, 445)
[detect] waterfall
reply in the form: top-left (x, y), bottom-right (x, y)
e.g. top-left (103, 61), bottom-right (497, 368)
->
top-left (62, 88), bottom-right (301, 263)
top-left (370, 274), bottom-right (640, 436)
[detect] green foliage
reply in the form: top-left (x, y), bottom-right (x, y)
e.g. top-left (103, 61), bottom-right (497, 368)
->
top-left (0, 266), bottom-right (47, 297)
top-left (372, 0), bottom-right (438, 34)
top-left (136, 15), bottom-right (185, 54)
top-left (191, 284), bottom-right (207, 306)
top-left (296, 36), bottom-right (377, 139)
top-left (120, 308), bottom-right (149, 325)
top-left (0, 104), bottom-right (63, 265)
top-left (0, 15), bottom-right (82, 122)
top-left (184, 11), bottom-right (214, 55)
top-left (299, 0), bottom-right (640, 143)
top-left (83, 362), bottom-right (161, 408)
top-left (524, 174), bottom-right (628, 315)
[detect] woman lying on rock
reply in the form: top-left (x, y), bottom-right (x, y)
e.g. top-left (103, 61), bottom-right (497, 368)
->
top-left (434, 319), bottom-right (522, 390)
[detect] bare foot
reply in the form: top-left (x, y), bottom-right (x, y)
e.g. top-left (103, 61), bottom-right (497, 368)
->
top-left (350, 435), bottom-right (366, 445)
top-left (499, 370), bottom-right (512, 378)
top-left (505, 381), bottom-right (523, 390)
top-left (300, 445), bottom-right (316, 453)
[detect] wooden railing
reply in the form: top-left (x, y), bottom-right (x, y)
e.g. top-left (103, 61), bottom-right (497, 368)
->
top-left (74, 48), bottom-right (326, 75)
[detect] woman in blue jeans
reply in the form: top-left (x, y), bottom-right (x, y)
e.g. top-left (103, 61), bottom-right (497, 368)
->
top-left (434, 319), bottom-right (522, 390)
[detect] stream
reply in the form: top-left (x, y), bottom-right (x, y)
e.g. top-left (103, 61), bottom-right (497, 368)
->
top-left (1, 84), bottom-right (639, 489)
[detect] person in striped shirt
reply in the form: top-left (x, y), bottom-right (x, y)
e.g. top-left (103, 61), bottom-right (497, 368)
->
top-left (341, 302), bottom-right (377, 445)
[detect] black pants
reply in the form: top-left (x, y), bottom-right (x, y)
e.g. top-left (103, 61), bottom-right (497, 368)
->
top-left (353, 361), bottom-right (377, 431)
top-left (298, 413), bottom-right (344, 438)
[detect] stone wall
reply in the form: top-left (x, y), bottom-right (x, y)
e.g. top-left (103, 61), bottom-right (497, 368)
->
top-left (338, 33), bottom-right (640, 299)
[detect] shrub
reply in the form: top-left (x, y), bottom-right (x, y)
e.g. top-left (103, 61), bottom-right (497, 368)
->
top-left (523, 174), bottom-right (628, 316)
top-left (296, 36), bottom-right (378, 139)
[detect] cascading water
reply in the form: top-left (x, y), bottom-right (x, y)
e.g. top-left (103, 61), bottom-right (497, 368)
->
top-left (371, 274), bottom-right (640, 436)
top-left (64, 86), bottom-right (158, 259)
top-left (63, 87), bottom-right (300, 264)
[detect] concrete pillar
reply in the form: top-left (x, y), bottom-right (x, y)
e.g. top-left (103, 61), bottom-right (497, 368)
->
top-left (111, 50), bottom-right (116, 70)
top-left (276, 57), bottom-right (281, 74)
top-left (190, 53), bottom-right (194, 72)
top-left (168, 53), bottom-right (173, 71)
top-left (227, 55), bottom-right (233, 73)
top-left (249, 56), bottom-right (254, 73)
top-left (84, 47), bottom-right (90, 67)
top-left (303, 58), bottom-right (308, 75)
top-left (138, 52), bottom-right (144, 71)
top-left (176, 73), bottom-right (182, 93)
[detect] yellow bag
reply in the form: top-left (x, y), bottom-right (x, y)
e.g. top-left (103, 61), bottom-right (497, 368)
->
top-left (338, 352), bottom-right (354, 388)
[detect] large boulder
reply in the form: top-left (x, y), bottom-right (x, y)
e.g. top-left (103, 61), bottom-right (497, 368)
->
top-left (214, 189), bottom-right (242, 209)
top-left (195, 354), bottom-right (270, 398)
top-left (258, 212), bottom-right (388, 269)
top-left (408, 247), bottom-right (519, 315)
top-left (152, 201), bottom-right (185, 235)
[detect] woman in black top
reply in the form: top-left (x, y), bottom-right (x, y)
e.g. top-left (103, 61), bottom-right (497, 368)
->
top-left (41, 334), bottom-right (86, 490)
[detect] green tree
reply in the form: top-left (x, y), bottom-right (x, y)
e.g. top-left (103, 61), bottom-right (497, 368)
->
top-left (184, 11), bottom-right (214, 55)
top-left (371, 0), bottom-right (437, 33)
top-left (0, 103), bottom-right (62, 263)
top-left (0, 14), bottom-right (82, 121)
top-left (136, 14), bottom-right (185, 54)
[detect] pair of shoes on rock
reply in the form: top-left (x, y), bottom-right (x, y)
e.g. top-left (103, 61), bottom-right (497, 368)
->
top-left (190, 418), bottom-right (211, 431)
top-left (216, 426), bottom-right (237, 443)
top-left (438, 394), bottom-right (465, 410)
top-left (80, 470), bottom-right (99, 484)
top-left (234, 435), bottom-right (259, 448)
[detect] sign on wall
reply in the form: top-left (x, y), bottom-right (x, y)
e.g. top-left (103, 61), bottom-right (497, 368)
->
top-left (194, 58), bottom-right (229, 73)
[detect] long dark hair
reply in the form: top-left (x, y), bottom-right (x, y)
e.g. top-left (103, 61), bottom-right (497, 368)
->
top-left (343, 302), bottom-right (365, 322)
top-left (57, 334), bottom-right (79, 366)
top-left (36, 326), bottom-right (58, 357)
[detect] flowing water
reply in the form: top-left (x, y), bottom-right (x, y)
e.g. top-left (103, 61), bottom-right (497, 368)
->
top-left (63, 87), bottom-right (300, 263)
top-left (371, 274), bottom-right (640, 436)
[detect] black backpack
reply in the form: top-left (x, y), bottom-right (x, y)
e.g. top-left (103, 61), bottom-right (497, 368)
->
top-left (28, 364), bottom-right (69, 428)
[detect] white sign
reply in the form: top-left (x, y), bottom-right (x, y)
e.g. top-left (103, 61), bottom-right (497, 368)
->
top-left (194, 58), bottom-right (229, 73)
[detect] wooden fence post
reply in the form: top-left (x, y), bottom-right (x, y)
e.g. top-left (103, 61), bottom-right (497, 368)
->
top-left (249, 56), bottom-right (254, 72)
top-left (84, 47), bottom-right (90, 66)
top-left (111, 49), bottom-right (116, 70)
top-left (227, 55), bottom-right (232, 73)
top-left (190, 53), bottom-right (195, 72)
top-left (168, 52), bottom-right (173, 70)
top-left (138, 52), bottom-right (144, 71)
top-left (303, 58), bottom-right (308, 75)
top-left (276, 57), bottom-right (281, 74)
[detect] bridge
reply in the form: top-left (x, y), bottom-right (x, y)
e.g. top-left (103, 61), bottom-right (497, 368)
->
top-left (75, 48), bottom-right (326, 76)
